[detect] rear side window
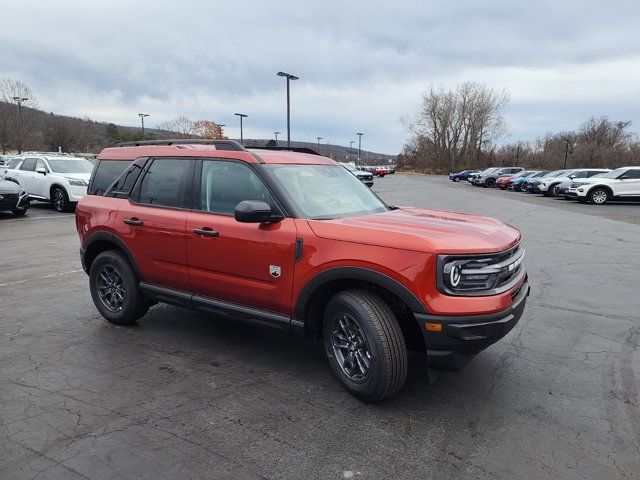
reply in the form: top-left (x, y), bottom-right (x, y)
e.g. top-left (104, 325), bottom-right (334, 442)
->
top-left (20, 158), bottom-right (37, 171)
top-left (89, 160), bottom-right (131, 195)
top-left (138, 158), bottom-right (193, 209)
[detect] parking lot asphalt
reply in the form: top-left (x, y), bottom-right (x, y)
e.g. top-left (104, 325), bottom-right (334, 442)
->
top-left (1, 177), bottom-right (639, 480)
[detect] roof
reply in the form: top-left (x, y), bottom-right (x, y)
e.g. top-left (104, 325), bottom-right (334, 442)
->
top-left (98, 144), bottom-right (337, 165)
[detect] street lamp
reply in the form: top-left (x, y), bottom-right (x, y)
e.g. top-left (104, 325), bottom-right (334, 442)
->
top-left (317, 136), bottom-right (322, 152)
top-left (13, 96), bottom-right (28, 154)
top-left (235, 113), bottom-right (248, 145)
top-left (357, 132), bottom-right (364, 165)
top-left (350, 140), bottom-right (354, 154)
top-left (277, 71), bottom-right (299, 147)
top-left (563, 139), bottom-right (571, 169)
top-left (138, 113), bottom-right (149, 140)
top-left (274, 131), bottom-right (281, 144)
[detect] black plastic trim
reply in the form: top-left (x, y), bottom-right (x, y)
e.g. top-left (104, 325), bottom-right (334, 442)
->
top-left (115, 139), bottom-right (245, 150)
top-left (139, 282), bottom-right (291, 330)
top-left (294, 266), bottom-right (428, 320)
top-left (81, 231), bottom-right (145, 280)
top-left (294, 237), bottom-right (303, 262)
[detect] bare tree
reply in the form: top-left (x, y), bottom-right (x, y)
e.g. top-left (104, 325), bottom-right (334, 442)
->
top-left (402, 82), bottom-right (510, 172)
top-left (0, 79), bottom-right (38, 153)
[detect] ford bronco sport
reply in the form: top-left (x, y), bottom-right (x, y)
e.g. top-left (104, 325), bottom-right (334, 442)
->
top-left (76, 140), bottom-right (529, 402)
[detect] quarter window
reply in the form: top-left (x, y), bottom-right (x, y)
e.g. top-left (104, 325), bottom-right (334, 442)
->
top-left (139, 158), bottom-right (192, 209)
top-left (200, 160), bottom-right (270, 215)
top-left (90, 160), bottom-right (131, 195)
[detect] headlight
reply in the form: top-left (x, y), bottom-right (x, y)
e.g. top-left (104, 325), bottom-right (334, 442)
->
top-left (438, 247), bottom-right (525, 296)
top-left (67, 178), bottom-right (88, 186)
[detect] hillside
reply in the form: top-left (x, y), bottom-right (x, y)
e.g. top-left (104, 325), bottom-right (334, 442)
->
top-left (0, 102), bottom-right (394, 164)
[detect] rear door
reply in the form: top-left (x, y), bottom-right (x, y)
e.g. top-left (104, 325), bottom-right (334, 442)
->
top-left (186, 159), bottom-right (297, 315)
top-left (114, 157), bottom-right (194, 291)
top-left (15, 157), bottom-right (37, 193)
top-left (617, 169), bottom-right (640, 196)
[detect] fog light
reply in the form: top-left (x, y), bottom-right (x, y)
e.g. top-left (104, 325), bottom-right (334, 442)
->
top-left (425, 323), bottom-right (442, 332)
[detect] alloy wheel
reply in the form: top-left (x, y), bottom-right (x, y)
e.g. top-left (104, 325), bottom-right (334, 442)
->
top-left (53, 190), bottom-right (65, 211)
top-left (330, 314), bottom-right (372, 382)
top-left (96, 265), bottom-right (126, 312)
top-left (592, 189), bottom-right (608, 204)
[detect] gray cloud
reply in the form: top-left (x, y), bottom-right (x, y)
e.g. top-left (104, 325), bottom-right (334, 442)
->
top-left (1, 0), bottom-right (638, 153)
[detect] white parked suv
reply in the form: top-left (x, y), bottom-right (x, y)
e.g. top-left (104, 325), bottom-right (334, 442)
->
top-left (568, 167), bottom-right (640, 204)
top-left (5, 153), bottom-right (94, 212)
top-left (537, 168), bottom-right (611, 196)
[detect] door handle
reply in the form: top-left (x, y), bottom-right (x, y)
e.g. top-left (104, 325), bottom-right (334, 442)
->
top-left (193, 227), bottom-right (219, 238)
top-left (124, 217), bottom-right (144, 226)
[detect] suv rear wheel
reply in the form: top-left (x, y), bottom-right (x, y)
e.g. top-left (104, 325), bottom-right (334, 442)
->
top-left (89, 250), bottom-right (148, 325)
top-left (323, 289), bottom-right (407, 403)
top-left (485, 178), bottom-right (496, 188)
top-left (52, 187), bottom-right (71, 212)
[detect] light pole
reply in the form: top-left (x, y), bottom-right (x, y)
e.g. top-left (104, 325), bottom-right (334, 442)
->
top-left (138, 113), bottom-right (149, 140)
top-left (277, 71), bottom-right (299, 147)
top-left (563, 139), bottom-right (570, 169)
top-left (350, 140), bottom-right (354, 154)
top-left (274, 131), bottom-right (280, 145)
top-left (317, 136), bottom-right (322, 152)
top-left (13, 96), bottom-right (28, 154)
top-left (357, 132), bottom-right (364, 165)
top-left (235, 113), bottom-right (247, 145)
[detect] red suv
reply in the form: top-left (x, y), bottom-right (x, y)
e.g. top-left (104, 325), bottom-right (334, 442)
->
top-left (76, 140), bottom-right (529, 402)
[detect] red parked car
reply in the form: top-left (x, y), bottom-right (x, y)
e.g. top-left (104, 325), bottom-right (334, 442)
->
top-left (373, 166), bottom-right (389, 177)
top-left (76, 140), bottom-right (529, 402)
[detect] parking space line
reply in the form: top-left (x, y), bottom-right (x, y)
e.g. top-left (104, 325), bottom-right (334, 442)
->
top-left (0, 269), bottom-right (84, 287)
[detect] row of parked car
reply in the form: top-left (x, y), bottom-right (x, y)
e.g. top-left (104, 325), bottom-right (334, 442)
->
top-left (1, 152), bottom-right (95, 215)
top-left (449, 166), bottom-right (640, 205)
top-left (360, 165), bottom-right (395, 177)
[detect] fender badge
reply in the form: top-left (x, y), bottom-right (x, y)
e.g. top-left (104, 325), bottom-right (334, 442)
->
top-left (269, 265), bottom-right (281, 278)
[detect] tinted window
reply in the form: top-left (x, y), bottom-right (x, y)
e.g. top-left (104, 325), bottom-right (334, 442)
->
top-left (89, 160), bottom-right (130, 195)
top-left (623, 170), bottom-right (640, 179)
top-left (572, 171), bottom-right (588, 179)
top-left (587, 171), bottom-right (605, 177)
top-left (8, 158), bottom-right (22, 169)
top-left (20, 158), bottom-right (37, 171)
top-left (139, 158), bottom-right (192, 209)
top-left (200, 160), bottom-right (270, 215)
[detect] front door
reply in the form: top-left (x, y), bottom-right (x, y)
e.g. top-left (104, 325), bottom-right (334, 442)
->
top-left (186, 159), bottom-right (297, 316)
top-left (114, 158), bottom-right (194, 291)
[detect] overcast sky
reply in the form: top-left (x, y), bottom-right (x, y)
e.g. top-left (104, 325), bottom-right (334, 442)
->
top-left (1, 0), bottom-right (638, 153)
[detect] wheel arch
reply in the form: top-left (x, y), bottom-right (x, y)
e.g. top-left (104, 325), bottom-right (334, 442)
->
top-left (82, 231), bottom-right (144, 280)
top-left (49, 183), bottom-right (68, 201)
top-left (587, 184), bottom-right (613, 198)
top-left (294, 267), bottom-right (427, 351)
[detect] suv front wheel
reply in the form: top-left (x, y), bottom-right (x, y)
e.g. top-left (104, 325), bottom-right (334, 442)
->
top-left (52, 187), bottom-right (71, 212)
top-left (89, 250), bottom-right (149, 325)
top-left (323, 290), bottom-right (407, 403)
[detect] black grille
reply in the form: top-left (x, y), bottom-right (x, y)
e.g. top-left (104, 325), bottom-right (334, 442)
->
top-left (0, 193), bottom-right (18, 210)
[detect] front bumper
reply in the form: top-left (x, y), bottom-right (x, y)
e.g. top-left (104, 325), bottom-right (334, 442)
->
top-left (415, 276), bottom-right (529, 371)
top-left (68, 185), bottom-right (88, 203)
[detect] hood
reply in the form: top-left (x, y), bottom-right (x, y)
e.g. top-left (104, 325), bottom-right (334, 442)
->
top-left (354, 170), bottom-right (372, 177)
top-left (307, 207), bottom-right (520, 255)
top-left (0, 178), bottom-right (22, 194)
top-left (60, 172), bottom-right (91, 182)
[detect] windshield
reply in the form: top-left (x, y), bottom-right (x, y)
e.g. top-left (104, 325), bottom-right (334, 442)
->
top-left (480, 168), bottom-right (499, 174)
top-left (598, 168), bottom-right (630, 179)
top-left (266, 164), bottom-right (388, 219)
top-left (47, 158), bottom-right (94, 174)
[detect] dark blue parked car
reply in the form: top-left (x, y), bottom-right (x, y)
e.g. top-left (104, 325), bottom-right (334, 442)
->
top-left (511, 171), bottom-right (548, 191)
top-left (449, 169), bottom-right (480, 182)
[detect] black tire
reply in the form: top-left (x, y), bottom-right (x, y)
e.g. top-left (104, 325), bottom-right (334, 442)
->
top-left (453, 177), bottom-right (459, 182)
top-left (485, 178), bottom-right (496, 188)
top-left (323, 289), bottom-right (407, 403)
top-left (51, 187), bottom-right (72, 212)
top-left (588, 187), bottom-right (610, 205)
top-left (11, 209), bottom-right (27, 216)
top-left (89, 250), bottom-right (148, 325)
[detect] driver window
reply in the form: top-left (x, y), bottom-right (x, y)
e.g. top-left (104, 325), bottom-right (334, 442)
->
top-left (200, 160), bottom-right (270, 215)
top-left (35, 159), bottom-right (48, 172)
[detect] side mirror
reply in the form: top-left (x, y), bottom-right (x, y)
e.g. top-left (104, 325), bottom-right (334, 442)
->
top-left (235, 200), bottom-right (283, 223)
top-left (36, 167), bottom-right (47, 175)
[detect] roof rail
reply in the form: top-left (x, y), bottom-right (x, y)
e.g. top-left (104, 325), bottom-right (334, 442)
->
top-left (248, 146), bottom-right (321, 156)
top-left (114, 139), bottom-right (246, 151)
